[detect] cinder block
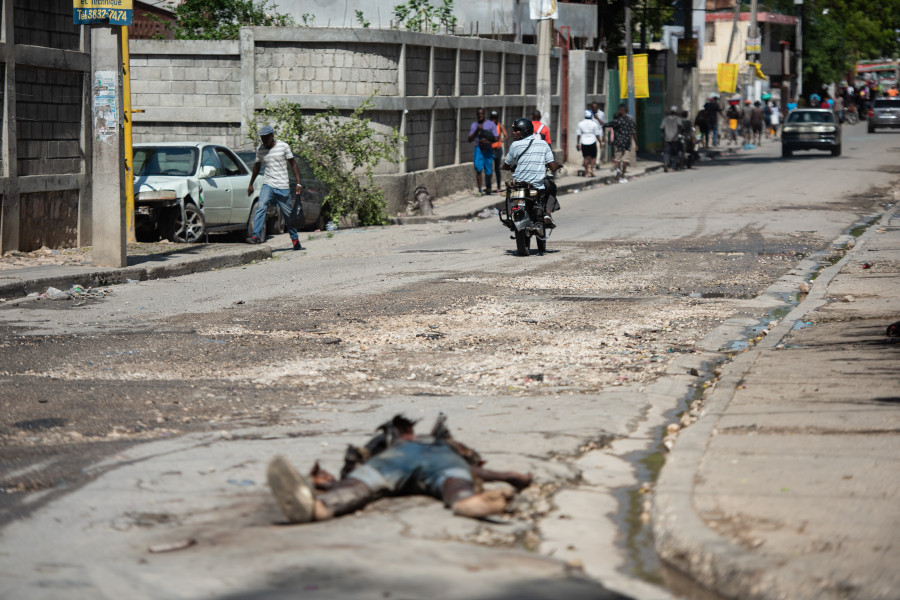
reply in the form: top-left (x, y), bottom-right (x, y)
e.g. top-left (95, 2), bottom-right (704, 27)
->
top-left (297, 52), bottom-right (311, 67)
top-left (195, 80), bottom-right (218, 95)
top-left (322, 80), bottom-right (334, 94)
top-left (335, 80), bottom-right (347, 95)
top-left (316, 67), bottom-right (330, 81)
top-left (310, 79), bottom-right (324, 94)
top-left (172, 80), bottom-right (196, 94)
top-left (220, 81), bottom-right (240, 95)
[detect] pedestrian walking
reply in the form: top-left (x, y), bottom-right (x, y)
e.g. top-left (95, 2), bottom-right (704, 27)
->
top-left (531, 110), bottom-right (552, 146)
top-left (681, 110), bottom-right (697, 168)
top-left (591, 102), bottom-right (607, 163)
top-left (769, 103), bottom-right (781, 137)
top-left (489, 110), bottom-right (508, 192)
top-left (750, 101), bottom-right (765, 145)
top-left (246, 125), bottom-right (304, 250)
top-left (695, 109), bottom-right (711, 149)
top-left (703, 96), bottom-right (724, 146)
top-left (741, 99), bottom-right (753, 145)
top-left (467, 108), bottom-right (499, 196)
top-left (660, 106), bottom-right (682, 172)
top-left (604, 104), bottom-right (637, 182)
top-left (576, 110), bottom-right (603, 177)
top-left (726, 103), bottom-right (741, 145)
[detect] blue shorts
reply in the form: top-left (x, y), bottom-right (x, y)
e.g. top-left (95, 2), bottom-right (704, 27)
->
top-left (348, 440), bottom-right (472, 501)
top-left (473, 146), bottom-right (494, 175)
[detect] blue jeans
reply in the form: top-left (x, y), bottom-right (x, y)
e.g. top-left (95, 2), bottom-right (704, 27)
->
top-left (348, 440), bottom-right (473, 503)
top-left (252, 184), bottom-right (297, 241)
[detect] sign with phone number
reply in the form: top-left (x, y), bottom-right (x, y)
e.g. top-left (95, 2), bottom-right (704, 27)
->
top-left (73, 0), bottom-right (132, 25)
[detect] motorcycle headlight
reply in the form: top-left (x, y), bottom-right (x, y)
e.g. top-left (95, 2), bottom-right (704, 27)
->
top-left (510, 189), bottom-right (525, 199)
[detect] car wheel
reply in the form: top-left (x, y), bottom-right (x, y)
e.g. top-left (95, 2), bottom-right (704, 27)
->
top-left (164, 201), bottom-right (206, 243)
top-left (781, 145), bottom-right (792, 158)
top-left (267, 206), bottom-right (286, 235)
top-left (241, 200), bottom-right (265, 241)
top-left (831, 144), bottom-right (841, 157)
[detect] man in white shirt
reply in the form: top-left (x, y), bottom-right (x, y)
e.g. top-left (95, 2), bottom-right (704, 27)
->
top-left (246, 125), bottom-right (304, 250)
top-left (576, 110), bottom-right (603, 177)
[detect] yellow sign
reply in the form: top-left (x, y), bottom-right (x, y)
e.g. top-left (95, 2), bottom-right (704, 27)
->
top-left (717, 63), bottom-right (739, 93)
top-left (618, 54), bottom-right (650, 99)
top-left (73, 0), bottom-right (132, 24)
top-left (749, 62), bottom-right (768, 81)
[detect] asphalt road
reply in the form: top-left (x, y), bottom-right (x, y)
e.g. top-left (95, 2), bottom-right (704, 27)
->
top-left (0, 122), bottom-right (897, 599)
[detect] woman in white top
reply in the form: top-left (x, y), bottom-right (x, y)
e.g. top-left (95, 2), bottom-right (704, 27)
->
top-left (576, 110), bottom-right (604, 177)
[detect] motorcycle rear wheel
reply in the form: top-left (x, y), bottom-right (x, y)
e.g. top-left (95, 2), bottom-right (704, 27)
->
top-left (515, 229), bottom-right (530, 256)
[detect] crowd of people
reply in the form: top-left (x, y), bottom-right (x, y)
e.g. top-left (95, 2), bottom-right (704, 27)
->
top-left (464, 79), bottom-right (900, 196)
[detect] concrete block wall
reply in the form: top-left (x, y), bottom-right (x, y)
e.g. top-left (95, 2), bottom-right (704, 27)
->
top-left (130, 52), bottom-right (241, 113)
top-left (130, 28), bottom-right (585, 215)
top-left (405, 45), bottom-right (430, 96)
top-left (1, 0), bottom-right (91, 253)
top-left (504, 54), bottom-right (522, 95)
top-left (18, 189), bottom-right (79, 249)
top-left (14, 0), bottom-right (81, 50)
top-left (404, 110), bottom-right (430, 172)
top-left (16, 67), bottom-right (84, 176)
top-left (433, 48), bottom-right (455, 96)
top-left (433, 109), bottom-right (457, 168)
top-left (254, 43), bottom-right (400, 97)
top-left (459, 50), bottom-right (479, 96)
top-left (483, 52), bottom-right (501, 96)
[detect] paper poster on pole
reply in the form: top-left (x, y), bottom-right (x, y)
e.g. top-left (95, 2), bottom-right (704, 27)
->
top-left (717, 63), bottom-right (739, 93)
top-left (529, 0), bottom-right (558, 20)
top-left (93, 71), bottom-right (119, 141)
top-left (618, 54), bottom-right (650, 99)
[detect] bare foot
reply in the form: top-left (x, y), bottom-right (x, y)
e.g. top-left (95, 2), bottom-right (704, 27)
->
top-left (452, 488), bottom-right (514, 518)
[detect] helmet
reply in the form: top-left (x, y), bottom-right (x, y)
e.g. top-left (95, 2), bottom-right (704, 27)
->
top-left (512, 117), bottom-right (534, 137)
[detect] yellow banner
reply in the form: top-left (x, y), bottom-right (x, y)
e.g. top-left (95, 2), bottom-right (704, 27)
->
top-left (717, 63), bottom-right (739, 93)
top-left (618, 54), bottom-right (650, 99)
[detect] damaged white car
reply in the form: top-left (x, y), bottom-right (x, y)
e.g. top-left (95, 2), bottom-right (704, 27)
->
top-left (133, 143), bottom-right (282, 242)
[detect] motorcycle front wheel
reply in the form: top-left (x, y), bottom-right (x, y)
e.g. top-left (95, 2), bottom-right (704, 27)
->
top-left (515, 229), bottom-right (531, 256)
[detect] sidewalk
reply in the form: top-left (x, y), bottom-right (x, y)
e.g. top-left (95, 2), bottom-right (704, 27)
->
top-left (392, 157), bottom-right (664, 225)
top-left (0, 242), bottom-right (272, 300)
top-left (653, 200), bottom-right (900, 600)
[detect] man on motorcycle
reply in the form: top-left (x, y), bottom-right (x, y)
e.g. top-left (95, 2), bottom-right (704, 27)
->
top-left (501, 117), bottom-right (562, 227)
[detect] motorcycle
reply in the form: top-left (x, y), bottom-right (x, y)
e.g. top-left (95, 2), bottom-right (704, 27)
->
top-left (498, 179), bottom-right (552, 256)
top-left (842, 105), bottom-right (859, 125)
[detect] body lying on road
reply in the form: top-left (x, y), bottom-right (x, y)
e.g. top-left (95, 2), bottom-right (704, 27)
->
top-left (267, 414), bottom-right (533, 523)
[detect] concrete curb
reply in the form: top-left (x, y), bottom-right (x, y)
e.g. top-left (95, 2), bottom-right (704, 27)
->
top-left (391, 164), bottom-right (665, 225)
top-left (651, 207), bottom-right (894, 600)
top-left (0, 246), bottom-right (271, 299)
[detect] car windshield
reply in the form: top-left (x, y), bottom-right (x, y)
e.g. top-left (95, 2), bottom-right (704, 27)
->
top-left (874, 99), bottom-right (900, 108)
top-left (786, 111), bottom-right (835, 124)
top-left (134, 147), bottom-right (199, 177)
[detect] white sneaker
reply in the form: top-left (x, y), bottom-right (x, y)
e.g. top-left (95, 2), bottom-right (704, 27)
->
top-left (267, 455), bottom-right (316, 524)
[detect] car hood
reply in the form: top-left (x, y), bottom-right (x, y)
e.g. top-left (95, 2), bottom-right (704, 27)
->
top-left (134, 175), bottom-right (199, 198)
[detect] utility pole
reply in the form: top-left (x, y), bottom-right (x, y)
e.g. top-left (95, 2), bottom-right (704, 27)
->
top-left (794, 0), bottom-right (803, 99)
top-left (682, 0), bottom-right (694, 118)
top-left (625, 0), bottom-right (636, 117)
top-left (536, 18), bottom-right (552, 131)
top-left (746, 0), bottom-right (759, 102)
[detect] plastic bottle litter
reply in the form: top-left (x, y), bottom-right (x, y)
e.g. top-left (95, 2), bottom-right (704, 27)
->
top-left (325, 221), bottom-right (338, 231)
top-left (44, 287), bottom-right (71, 300)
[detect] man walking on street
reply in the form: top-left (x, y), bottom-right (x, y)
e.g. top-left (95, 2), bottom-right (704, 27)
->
top-left (660, 106), bottom-right (682, 172)
top-left (247, 125), bottom-right (304, 250)
top-left (604, 104), bottom-right (638, 182)
top-left (489, 110), bottom-right (508, 192)
top-left (750, 101), bottom-right (765, 145)
top-left (467, 108), bottom-right (499, 196)
top-left (703, 96), bottom-right (723, 146)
